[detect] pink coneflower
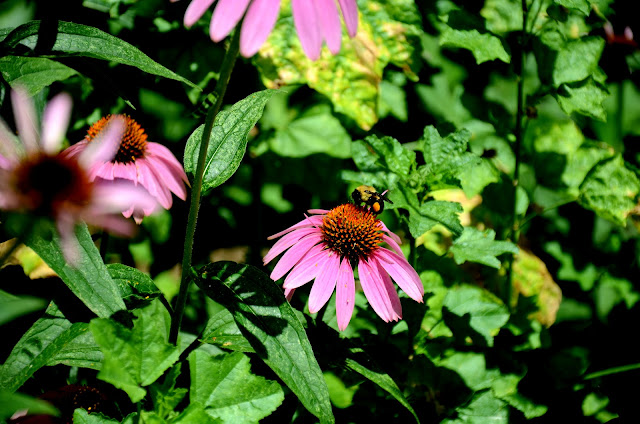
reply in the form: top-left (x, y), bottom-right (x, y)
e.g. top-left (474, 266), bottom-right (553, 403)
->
top-left (178, 0), bottom-right (358, 60)
top-left (263, 204), bottom-right (424, 330)
top-left (63, 115), bottom-right (189, 224)
top-left (0, 89), bottom-right (158, 262)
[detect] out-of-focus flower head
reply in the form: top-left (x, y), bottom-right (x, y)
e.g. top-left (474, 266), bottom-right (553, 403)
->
top-left (264, 204), bottom-right (424, 330)
top-left (175, 0), bottom-right (358, 60)
top-left (63, 115), bottom-right (189, 224)
top-left (0, 89), bottom-right (158, 262)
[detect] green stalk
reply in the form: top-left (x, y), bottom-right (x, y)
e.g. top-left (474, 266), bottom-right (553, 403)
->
top-left (584, 362), bottom-right (640, 380)
top-left (169, 31), bottom-right (240, 345)
top-left (504, 0), bottom-right (528, 308)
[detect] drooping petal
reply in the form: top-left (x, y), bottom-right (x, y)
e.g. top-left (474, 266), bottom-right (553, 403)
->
top-left (184, 0), bottom-right (216, 28)
top-left (380, 221), bottom-right (401, 244)
top-left (41, 93), bottom-right (72, 154)
top-left (113, 162), bottom-right (137, 181)
top-left (284, 288), bottom-right (295, 301)
top-left (92, 181), bottom-right (158, 214)
top-left (382, 234), bottom-right (403, 256)
top-left (267, 215), bottom-right (323, 239)
top-left (138, 160), bottom-right (172, 208)
top-left (358, 259), bottom-right (398, 322)
top-left (144, 156), bottom-right (188, 200)
top-left (79, 116), bottom-right (125, 169)
top-left (210, 0), bottom-right (251, 42)
top-left (0, 116), bottom-right (21, 161)
top-left (315, 0), bottom-right (342, 54)
top-left (307, 209), bottom-right (330, 215)
top-left (337, 0), bottom-right (358, 37)
top-left (146, 143), bottom-right (189, 184)
top-left (263, 226), bottom-right (319, 265)
top-left (374, 248), bottom-right (424, 302)
top-left (239, 0), bottom-right (281, 57)
top-left (56, 213), bottom-right (80, 265)
top-left (270, 233), bottom-right (323, 280)
top-left (11, 89), bottom-right (39, 153)
top-left (372, 257), bottom-right (402, 318)
top-left (308, 251), bottom-right (340, 313)
top-left (88, 212), bottom-right (137, 236)
top-left (61, 140), bottom-right (88, 160)
top-left (283, 243), bottom-right (327, 289)
top-left (292, 0), bottom-right (322, 60)
top-left (335, 258), bottom-right (355, 331)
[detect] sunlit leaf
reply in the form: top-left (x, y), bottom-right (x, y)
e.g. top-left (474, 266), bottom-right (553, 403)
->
top-left (195, 262), bottom-right (334, 424)
top-left (90, 299), bottom-right (180, 403)
top-left (201, 309), bottom-right (255, 353)
top-left (189, 350), bottom-right (284, 423)
top-left (450, 228), bottom-right (519, 269)
top-left (555, 78), bottom-right (609, 121)
top-left (0, 21), bottom-right (196, 87)
top-left (184, 90), bottom-right (277, 192)
top-left (0, 56), bottom-right (77, 96)
top-left (440, 28), bottom-right (511, 64)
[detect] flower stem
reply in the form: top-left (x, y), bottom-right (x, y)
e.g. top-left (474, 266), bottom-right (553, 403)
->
top-left (504, 0), bottom-right (528, 308)
top-left (169, 31), bottom-right (240, 345)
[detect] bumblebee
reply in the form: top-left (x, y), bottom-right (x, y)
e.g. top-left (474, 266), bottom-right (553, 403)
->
top-left (352, 185), bottom-right (393, 215)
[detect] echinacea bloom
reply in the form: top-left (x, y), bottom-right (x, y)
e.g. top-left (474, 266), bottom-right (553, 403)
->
top-left (63, 115), bottom-right (189, 224)
top-left (0, 89), bottom-right (158, 262)
top-left (263, 204), bottom-right (424, 330)
top-left (178, 0), bottom-right (358, 60)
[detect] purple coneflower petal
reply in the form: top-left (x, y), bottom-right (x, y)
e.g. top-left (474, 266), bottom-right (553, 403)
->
top-left (270, 233), bottom-right (323, 281)
top-left (338, 0), bottom-right (358, 37)
top-left (210, 0), bottom-right (251, 42)
top-left (92, 181), bottom-right (158, 214)
top-left (283, 244), bottom-right (327, 289)
top-left (374, 258), bottom-right (402, 318)
top-left (239, 0), bottom-right (281, 57)
top-left (358, 259), bottom-right (399, 322)
top-left (292, 0), bottom-right (322, 61)
top-left (268, 215), bottom-right (323, 239)
top-left (56, 214), bottom-right (80, 265)
top-left (0, 117), bottom-right (20, 161)
top-left (41, 93), bottom-right (72, 155)
top-left (11, 89), bottom-right (39, 153)
top-left (307, 209), bottom-right (330, 215)
top-left (146, 143), bottom-right (189, 185)
top-left (374, 248), bottom-right (424, 302)
top-left (380, 221), bottom-right (401, 244)
top-left (308, 251), bottom-right (340, 313)
top-left (184, 0), bottom-right (216, 28)
top-left (263, 226), bottom-right (318, 265)
top-left (316, 0), bottom-right (342, 54)
top-left (0, 154), bottom-right (11, 170)
top-left (335, 258), bottom-right (355, 331)
top-left (79, 117), bottom-right (125, 169)
top-left (284, 288), bottom-right (295, 301)
top-left (138, 161), bottom-right (173, 208)
top-left (145, 155), bottom-right (187, 200)
top-left (383, 234), bottom-right (403, 256)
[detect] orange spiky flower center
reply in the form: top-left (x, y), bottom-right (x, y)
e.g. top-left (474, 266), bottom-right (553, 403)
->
top-left (321, 203), bottom-right (383, 265)
top-left (86, 115), bottom-right (147, 163)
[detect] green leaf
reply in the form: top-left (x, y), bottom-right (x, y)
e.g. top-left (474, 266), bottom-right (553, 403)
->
top-left (553, 0), bottom-right (590, 15)
top-left (201, 309), bottom-right (255, 353)
top-left (107, 264), bottom-right (161, 306)
top-left (345, 348), bottom-right (420, 423)
top-left (555, 78), bottom-right (609, 121)
top-left (353, 135), bottom-right (415, 177)
top-left (24, 222), bottom-right (126, 318)
top-left (184, 90), bottom-right (277, 192)
top-left (594, 273), bottom-right (640, 321)
top-left (443, 284), bottom-right (510, 347)
top-left (255, 0), bottom-right (422, 130)
top-left (579, 155), bottom-right (640, 225)
top-left (552, 37), bottom-right (605, 86)
top-left (189, 350), bottom-right (284, 423)
top-left (149, 364), bottom-right (188, 421)
top-left (195, 262), bottom-right (334, 424)
top-left (440, 28), bottom-right (511, 64)
top-left (416, 75), bottom-right (471, 128)
top-left (267, 104), bottom-right (352, 158)
top-left (90, 299), bottom-right (180, 402)
top-left (0, 293), bottom-right (46, 325)
top-left (442, 391), bottom-right (508, 424)
top-left (73, 409), bottom-right (120, 424)
top-left (46, 326), bottom-right (103, 370)
top-left (450, 228), bottom-right (519, 268)
top-left (323, 372), bottom-right (358, 409)
top-left (0, 21), bottom-right (196, 88)
top-left (0, 391), bottom-right (58, 421)
top-left (0, 56), bottom-right (77, 96)
top-left (481, 0), bottom-right (523, 34)
top-left (410, 200), bottom-right (464, 238)
top-left (0, 302), bottom-right (88, 392)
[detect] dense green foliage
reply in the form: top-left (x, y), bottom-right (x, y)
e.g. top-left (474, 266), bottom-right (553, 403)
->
top-left (1, 0), bottom-right (640, 422)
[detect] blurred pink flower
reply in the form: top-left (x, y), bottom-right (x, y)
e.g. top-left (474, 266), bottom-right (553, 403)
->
top-left (63, 115), bottom-right (189, 224)
top-left (177, 0), bottom-right (358, 60)
top-left (264, 203), bottom-right (423, 330)
top-left (0, 89), bottom-right (157, 262)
